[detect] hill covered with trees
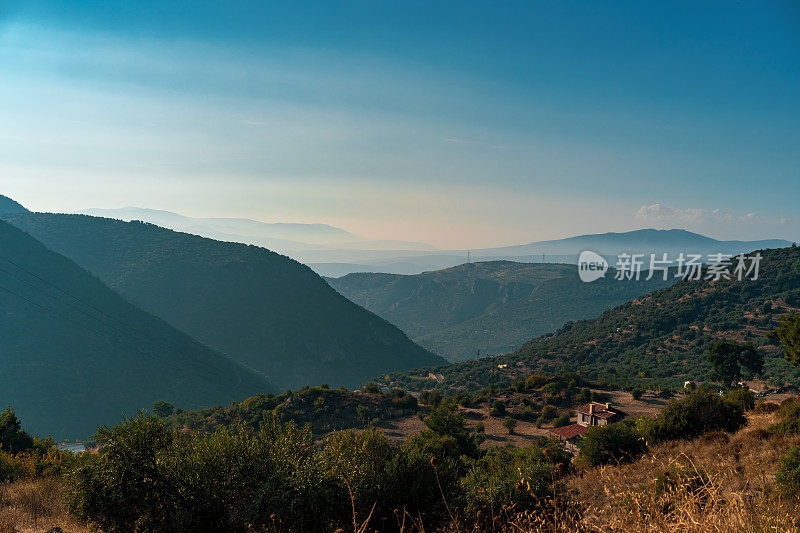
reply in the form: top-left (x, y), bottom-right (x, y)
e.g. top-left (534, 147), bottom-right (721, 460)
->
top-left (3, 213), bottom-right (444, 390)
top-left (379, 246), bottom-right (800, 392)
top-left (327, 261), bottom-right (675, 360)
top-left (0, 221), bottom-right (269, 439)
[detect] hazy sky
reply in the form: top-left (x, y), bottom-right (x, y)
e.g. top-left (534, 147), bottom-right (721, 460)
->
top-left (1, 1), bottom-right (798, 248)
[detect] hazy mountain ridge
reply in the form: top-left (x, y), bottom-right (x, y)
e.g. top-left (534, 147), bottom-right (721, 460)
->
top-left (379, 246), bottom-right (800, 392)
top-left (79, 207), bottom-right (436, 253)
top-left (0, 195), bottom-right (29, 214)
top-left (0, 220), bottom-right (269, 439)
top-left (303, 229), bottom-right (794, 276)
top-left (327, 261), bottom-right (676, 361)
top-left (3, 212), bottom-right (444, 390)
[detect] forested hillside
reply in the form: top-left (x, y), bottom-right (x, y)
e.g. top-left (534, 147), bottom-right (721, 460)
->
top-left (327, 261), bottom-right (675, 360)
top-left (379, 246), bottom-right (800, 391)
top-left (0, 221), bottom-right (268, 439)
top-left (3, 213), bottom-right (444, 389)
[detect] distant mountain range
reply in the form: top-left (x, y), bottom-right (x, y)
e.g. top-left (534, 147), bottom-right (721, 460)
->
top-left (3, 211), bottom-right (444, 391)
top-left (74, 208), bottom-right (795, 277)
top-left (79, 207), bottom-right (436, 253)
top-left (0, 220), bottom-right (268, 439)
top-left (327, 261), bottom-right (675, 361)
top-left (380, 245), bottom-right (800, 393)
top-left (303, 229), bottom-right (795, 276)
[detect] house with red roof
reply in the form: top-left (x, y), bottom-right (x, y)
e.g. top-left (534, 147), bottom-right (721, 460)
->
top-left (549, 402), bottom-right (627, 452)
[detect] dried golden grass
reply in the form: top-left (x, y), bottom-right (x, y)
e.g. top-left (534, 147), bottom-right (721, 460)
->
top-left (0, 478), bottom-right (89, 533)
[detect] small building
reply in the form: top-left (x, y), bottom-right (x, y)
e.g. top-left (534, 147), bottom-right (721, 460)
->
top-left (548, 423), bottom-right (588, 452)
top-left (549, 402), bottom-right (627, 453)
top-left (575, 402), bottom-right (626, 427)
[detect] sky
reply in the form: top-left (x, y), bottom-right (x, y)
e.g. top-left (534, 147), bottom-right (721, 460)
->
top-left (1, 1), bottom-right (798, 248)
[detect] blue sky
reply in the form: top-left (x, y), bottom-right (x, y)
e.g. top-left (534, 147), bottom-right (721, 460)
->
top-left (1, 1), bottom-right (798, 247)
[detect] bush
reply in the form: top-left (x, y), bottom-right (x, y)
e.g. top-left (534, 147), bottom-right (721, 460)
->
top-left (419, 390), bottom-right (443, 407)
top-left (777, 445), bottom-right (800, 496)
top-left (502, 416), bottom-right (517, 434)
top-left (553, 413), bottom-right (572, 428)
top-left (490, 400), bottom-right (506, 417)
top-left (769, 398), bottom-right (800, 436)
top-left (631, 387), bottom-right (645, 401)
top-left (724, 388), bottom-right (756, 411)
top-left (461, 446), bottom-right (557, 518)
top-left (578, 420), bottom-right (647, 467)
top-left (644, 389), bottom-right (747, 444)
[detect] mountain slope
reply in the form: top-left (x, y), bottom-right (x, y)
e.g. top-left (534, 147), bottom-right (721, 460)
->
top-left (0, 220), bottom-right (269, 439)
top-left (327, 261), bottom-right (676, 361)
top-left (3, 213), bottom-right (444, 390)
top-left (0, 195), bottom-right (29, 214)
top-left (79, 207), bottom-right (356, 252)
top-left (378, 246), bottom-right (800, 392)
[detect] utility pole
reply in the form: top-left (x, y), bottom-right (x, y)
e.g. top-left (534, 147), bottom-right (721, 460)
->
top-left (467, 251), bottom-right (471, 264)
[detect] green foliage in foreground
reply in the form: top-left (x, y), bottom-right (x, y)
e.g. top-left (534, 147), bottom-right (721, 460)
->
top-left (65, 412), bottom-right (564, 533)
top-left (777, 445), bottom-right (800, 496)
top-left (578, 419), bottom-right (647, 467)
top-left (640, 388), bottom-right (747, 444)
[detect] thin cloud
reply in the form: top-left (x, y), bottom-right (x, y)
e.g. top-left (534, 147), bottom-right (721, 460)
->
top-left (636, 203), bottom-right (789, 225)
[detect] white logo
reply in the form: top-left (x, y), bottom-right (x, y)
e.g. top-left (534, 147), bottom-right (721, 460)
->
top-left (578, 251), bottom-right (608, 283)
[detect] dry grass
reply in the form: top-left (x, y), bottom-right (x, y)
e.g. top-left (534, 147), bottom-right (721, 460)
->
top-left (0, 478), bottom-right (89, 533)
top-left (532, 412), bottom-right (800, 532)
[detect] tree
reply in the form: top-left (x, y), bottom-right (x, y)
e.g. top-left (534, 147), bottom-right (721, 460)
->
top-left (152, 400), bottom-right (175, 418)
top-left (705, 340), bottom-right (763, 388)
top-left (643, 389), bottom-right (747, 443)
top-left (578, 420), bottom-right (647, 467)
top-left (0, 407), bottom-right (34, 455)
top-left (502, 416), bottom-right (517, 434)
top-left (424, 403), bottom-right (479, 457)
top-left (769, 313), bottom-right (800, 369)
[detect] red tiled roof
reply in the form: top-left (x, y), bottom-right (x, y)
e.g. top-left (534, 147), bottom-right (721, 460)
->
top-left (549, 424), bottom-right (589, 439)
top-left (575, 402), bottom-right (624, 419)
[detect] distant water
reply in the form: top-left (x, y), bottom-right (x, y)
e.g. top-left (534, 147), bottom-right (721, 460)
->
top-left (57, 443), bottom-right (86, 453)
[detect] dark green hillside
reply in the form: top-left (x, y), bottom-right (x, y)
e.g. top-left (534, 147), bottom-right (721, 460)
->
top-left (163, 385), bottom-right (420, 437)
top-left (0, 221), bottom-right (268, 439)
top-left (379, 246), bottom-right (800, 392)
top-left (0, 195), bottom-right (29, 214)
top-left (3, 213), bottom-right (443, 390)
top-left (328, 261), bottom-right (675, 360)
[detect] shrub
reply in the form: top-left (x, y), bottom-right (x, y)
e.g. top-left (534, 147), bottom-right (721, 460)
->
top-left (525, 374), bottom-right (548, 389)
top-left (461, 446), bottom-right (555, 517)
top-left (724, 387), bottom-right (756, 411)
top-left (777, 445), bottom-right (800, 496)
top-left (631, 387), bottom-right (645, 401)
top-left (769, 398), bottom-right (800, 436)
top-left (424, 403), bottom-right (481, 457)
top-left (578, 420), bottom-right (647, 467)
top-left (419, 390), bottom-right (443, 407)
top-left (553, 413), bottom-right (572, 428)
top-left (490, 400), bottom-right (506, 417)
top-left (502, 416), bottom-right (517, 434)
top-left (644, 389), bottom-right (747, 444)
